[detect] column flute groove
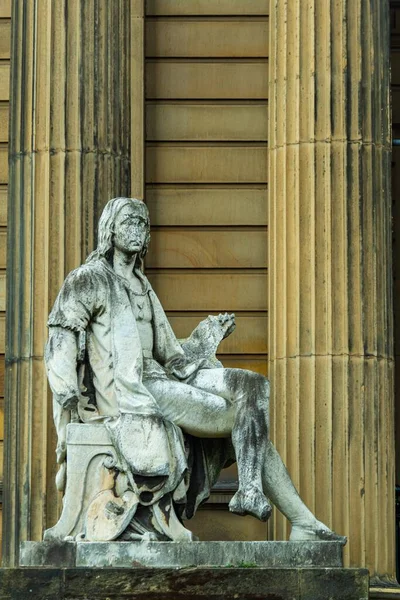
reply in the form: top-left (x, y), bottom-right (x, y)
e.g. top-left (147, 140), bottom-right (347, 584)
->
top-left (3, 0), bottom-right (131, 566)
top-left (268, 0), bottom-right (395, 582)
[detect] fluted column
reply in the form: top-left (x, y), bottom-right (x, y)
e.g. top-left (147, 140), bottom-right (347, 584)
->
top-left (3, 0), bottom-right (131, 566)
top-left (268, 0), bottom-right (395, 583)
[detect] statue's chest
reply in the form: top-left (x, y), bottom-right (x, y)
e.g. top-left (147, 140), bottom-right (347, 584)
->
top-left (129, 292), bottom-right (152, 323)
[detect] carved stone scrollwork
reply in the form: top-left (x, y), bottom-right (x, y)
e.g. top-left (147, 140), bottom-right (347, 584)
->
top-left (46, 423), bottom-right (196, 543)
top-left (102, 453), bottom-right (119, 471)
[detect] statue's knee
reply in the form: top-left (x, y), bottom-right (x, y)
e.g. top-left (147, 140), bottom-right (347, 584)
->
top-left (236, 371), bottom-right (270, 411)
top-left (225, 368), bottom-right (270, 407)
top-left (245, 371), bottom-right (270, 396)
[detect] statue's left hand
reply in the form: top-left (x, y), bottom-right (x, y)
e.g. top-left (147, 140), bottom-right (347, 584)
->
top-left (181, 313), bottom-right (236, 361)
top-left (217, 313), bottom-right (236, 339)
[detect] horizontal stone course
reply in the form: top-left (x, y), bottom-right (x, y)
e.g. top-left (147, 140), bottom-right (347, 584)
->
top-left (0, 567), bottom-right (369, 600)
top-left (20, 541), bottom-right (344, 569)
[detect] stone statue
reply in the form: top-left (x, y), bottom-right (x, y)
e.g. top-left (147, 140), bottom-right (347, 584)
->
top-left (44, 197), bottom-right (345, 544)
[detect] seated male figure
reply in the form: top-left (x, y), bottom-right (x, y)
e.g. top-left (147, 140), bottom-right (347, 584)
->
top-left (46, 197), bottom-right (345, 543)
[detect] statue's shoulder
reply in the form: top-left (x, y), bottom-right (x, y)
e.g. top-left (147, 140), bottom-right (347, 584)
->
top-left (49, 261), bottom-right (109, 330)
top-left (62, 260), bottom-right (108, 292)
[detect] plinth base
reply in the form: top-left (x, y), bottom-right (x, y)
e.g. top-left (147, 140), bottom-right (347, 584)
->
top-left (20, 540), bottom-right (344, 569)
top-left (13, 541), bottom-right (368, 599)
top-left (0, 566), bottom-right (369, 600)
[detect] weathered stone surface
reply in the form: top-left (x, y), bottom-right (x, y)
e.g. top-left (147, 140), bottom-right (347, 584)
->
top-left (63, 567), bottom-right (299, 600)
top-left (20, 540), bottom-right (344, 569)
top-left (0, 567), bottom-right (369, 600)
top-left (76, 540), bottom-right (343, 570)
top-left (299, 568), bottom-right (369, 600)
top-left (20, 542), bottom-right (76, 569)
top-left (0, 568), bottom-right (62, 600)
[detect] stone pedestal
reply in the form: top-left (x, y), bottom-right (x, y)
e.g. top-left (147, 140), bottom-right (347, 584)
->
top-left (0, 566), bottom-right (369, 600)
top-left (14, 541), bottom-right (368, 600)
top-left (42, 424), bottom-right (116, 543)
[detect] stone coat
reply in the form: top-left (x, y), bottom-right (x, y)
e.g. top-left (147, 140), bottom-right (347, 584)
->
top-left (45, 258), bottom-right (233, 516)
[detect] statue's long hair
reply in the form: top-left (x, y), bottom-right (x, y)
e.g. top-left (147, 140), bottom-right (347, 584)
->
top-left (86, 197), bottom-right (151, 266)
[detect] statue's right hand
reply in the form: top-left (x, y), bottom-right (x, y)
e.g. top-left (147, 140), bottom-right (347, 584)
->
top-left (62, 394), bottom-right (79, 411)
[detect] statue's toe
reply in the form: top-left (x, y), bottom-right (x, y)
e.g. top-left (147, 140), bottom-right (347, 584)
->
top-left (314, 527), bottom-right (347, 544)
top-left (290, 522), bottom-right (347, 544)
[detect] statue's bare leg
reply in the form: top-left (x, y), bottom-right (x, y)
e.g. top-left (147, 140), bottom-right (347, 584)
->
top-left (189, 369), bottom-right (345, 541)
top-left (145, 370), bottom-right (345, 541)
top-left (146, 371), bottom-right (275, 522)
top-left (262, 442), bottom-right (346, 541)
top-left (145, 371), bottom-right (271, 520)
top-left (190, 369), bottom-right (346, 542)
top-left (190, 368), bottom-right (272, 521)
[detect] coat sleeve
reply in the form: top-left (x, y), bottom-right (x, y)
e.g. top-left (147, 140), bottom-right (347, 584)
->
top-left (46, 265), bottom-right (101, 406)
top-left (45, 326), bottom-right (80, 408)
top-left (47, 265), bottom-right (100, 332)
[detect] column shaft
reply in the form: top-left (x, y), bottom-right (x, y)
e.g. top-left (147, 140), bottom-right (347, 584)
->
top-left (3, 0), bottom-right (131, 566)
top-left (268, 0), bottom-right (395, 582)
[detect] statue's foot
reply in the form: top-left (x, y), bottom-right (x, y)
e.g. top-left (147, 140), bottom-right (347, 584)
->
top-left (289, 520), bottom-right (347, 544)
top-left (229, 487), bottom-right (272, 522)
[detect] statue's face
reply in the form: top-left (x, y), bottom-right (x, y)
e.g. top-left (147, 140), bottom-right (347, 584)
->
top-left (113, 204), bottom-right (148, 255)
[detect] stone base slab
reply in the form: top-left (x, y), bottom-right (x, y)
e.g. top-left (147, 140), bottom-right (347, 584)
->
top-left (0, 567), bottom-right (369, 600)
top-left (20, 540), bottom-right (344, 569)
